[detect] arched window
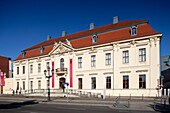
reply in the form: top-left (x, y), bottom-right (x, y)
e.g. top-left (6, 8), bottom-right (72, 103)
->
top-left (60, 58), bottom-right (64, 70)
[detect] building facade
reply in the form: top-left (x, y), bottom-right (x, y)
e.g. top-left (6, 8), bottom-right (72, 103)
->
top-left (12, 18), bottom-right (162, 97)
top-left (0, 56), bottom-right (12, 94)
top-left (161, 55), bottom-right (170, 95)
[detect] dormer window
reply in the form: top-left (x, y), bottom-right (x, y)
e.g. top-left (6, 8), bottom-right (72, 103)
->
top-left (92, 34), bottom-right (98, 43)
top-left (22, 51), bottom-right (26, 58)
top-left (131, 26), bottom-right (138, 36)
top-left (40, 46), bottom-right (44, 54)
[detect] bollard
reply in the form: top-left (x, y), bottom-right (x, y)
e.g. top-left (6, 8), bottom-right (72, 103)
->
top-left (154, 98), bottom-right (156, 110)
top-left (161, 97), bottom-right (162, 104)
top-left (130, 94), bottom-right (131, 100)
top-left (142, 94), bottom-right (144, 100)
top-left (128, 99), bottom-right (130, 108)
top-left (164, 98), bottom-right (166, 108)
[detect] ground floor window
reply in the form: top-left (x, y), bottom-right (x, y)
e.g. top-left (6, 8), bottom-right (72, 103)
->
top-left (30, 81), bottom-right (33, 92)
top-left (78, 78), bottom-right (82, 89)
top-left (106, 76), bottom-right (111, 89)
top-left (17, 82), bottom-right (19, 90)
top-left (23, 81), bottom-right (25, 90)
top-left (38, 80), bottom-right (41, 89)
top-left (123, 76), bottom-right (129, 89)
top-left (91, 77), bottom-right (96, 89)
top-left (139, 74), bottom-right (146, 89)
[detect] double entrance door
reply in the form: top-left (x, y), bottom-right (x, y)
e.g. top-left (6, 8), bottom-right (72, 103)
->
top-left (59, 78), bottom-right (65, 89)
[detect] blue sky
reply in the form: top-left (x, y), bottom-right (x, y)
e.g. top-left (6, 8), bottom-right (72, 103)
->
top-left (0, 0), bottom-right (170, 60)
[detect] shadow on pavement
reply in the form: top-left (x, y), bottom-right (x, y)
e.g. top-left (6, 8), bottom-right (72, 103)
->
top-left (0, 100), bottom-right (39, 109)
top-left (149, 104), bottom-right (170, 113)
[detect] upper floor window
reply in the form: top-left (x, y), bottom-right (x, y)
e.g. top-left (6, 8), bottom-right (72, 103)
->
top-left (78, 57), bottom-right (82, 68)
top-left (139, 74), bottom-right (146, 89)
top-left (91, 55), bottom-right (96, 67)
top-left (23, 66), bottom-right (25, 74)
top-left (106, 53), bottom-right (111, 65)
top-left (123, 75), bottom-right (129, 89)
top-left (92, 34), bottom-right (98, 43)
top-left (38, 63), bottom-right (41, 73)
top-left (139, 48), bottom-right (146, 62)
top-left (17, 67), bottom-right (19, 75)
top-left (30, 65), bottom-right (33, 73)
top-left (130, 26), bottom-right (137, 36)
top-left (91, 77), bottom-right (96, 89)
top-left (123, 50), bottom-right (129, 63)
top-left (60, 58), bottom-right (64, 69)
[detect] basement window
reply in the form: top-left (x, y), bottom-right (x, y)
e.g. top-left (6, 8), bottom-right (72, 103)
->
top-left (130, 26), bottom-right (138, 36)
top-left (92, 34), bottom-right (98, 43)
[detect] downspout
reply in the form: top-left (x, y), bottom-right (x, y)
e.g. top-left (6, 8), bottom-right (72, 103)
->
top-left (27, 59), bottom-right (29, 93)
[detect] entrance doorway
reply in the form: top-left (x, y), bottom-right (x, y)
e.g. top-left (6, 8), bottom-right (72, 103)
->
top-left (59, 78), bottom-right (66, 89)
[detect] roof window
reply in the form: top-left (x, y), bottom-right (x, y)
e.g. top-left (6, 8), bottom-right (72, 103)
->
top-left (40, 46), bottom-right (44, 54)
top-left (130, 26), bottom-right (138, 36)
top-left (22, 51), bottom-right (26, 58)
top-left (92, 34), bottom-right (98, 43)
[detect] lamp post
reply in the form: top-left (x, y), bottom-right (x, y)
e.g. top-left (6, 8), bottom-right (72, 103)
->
top-left (44, 67), bottom-right (54, 101)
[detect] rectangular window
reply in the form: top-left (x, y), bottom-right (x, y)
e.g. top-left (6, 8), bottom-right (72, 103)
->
top-left (30, 81), bottom-right (33, 92)
top-left (23, 81), bottom-right (25, 90)
top-left (30, 65), bottom-right (33, 73)
top-left (123, 76), bottom-right (129, 89)
top-left (91, 77), bottom-right (96, 89)
top-left (106, 53), bottom-right (111, 65)
top-left (123, 50), bottom-right (129, 63)
top-left (91, 55), bottom-right (96, 67)
top-left (106, 76), bottom-right (111, 89)
top-left (38, 63), bottom-right (41, 73)
top-left (78, 78), bottom-right (82, 89)
top-left (139, 75), bottom-right (146, 89)
top-left (78, 57), bottom-right (82, 68)
top-left (38, 80), bottom-right (41, 89)
top-left (17, 82), bottom-right (19, 90)
top-left (139, 48), bottom-right (146, 62)
top-left (17, 67), bottom-right (19, 75)
top-left (23, 66), bottom-right (25, 74)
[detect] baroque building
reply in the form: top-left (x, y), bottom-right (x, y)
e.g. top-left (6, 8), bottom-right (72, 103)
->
top-left (12, 18), bottom-right (162, 97)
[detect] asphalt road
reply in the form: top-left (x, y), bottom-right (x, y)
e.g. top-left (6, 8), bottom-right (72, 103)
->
top-left (0, 100), bottom-right (163, 113)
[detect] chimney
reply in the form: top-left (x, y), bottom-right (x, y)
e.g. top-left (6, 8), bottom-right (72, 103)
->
top-left (90, 23), bottom-right (95, 30)
top-left (113, 16), bottom-right (118, 24)
top-left (47, 35), bottom-right (51, 41)
top-left (62, 31), bottom-right (67, 37)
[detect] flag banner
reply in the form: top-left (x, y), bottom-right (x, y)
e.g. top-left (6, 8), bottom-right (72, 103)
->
top-left (1, 72), bottom-right (5, 86)
top-left (52, 61), bottom-right (54, 88)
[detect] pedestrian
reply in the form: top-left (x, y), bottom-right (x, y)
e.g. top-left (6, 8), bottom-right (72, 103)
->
top-left (16, 89), bottom-right (18, 94)
top-left (12, 90), bottom-right (14, 96)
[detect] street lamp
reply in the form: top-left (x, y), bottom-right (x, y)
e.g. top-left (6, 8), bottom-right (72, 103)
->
top-left (44, 67), bottom-right (54, 101)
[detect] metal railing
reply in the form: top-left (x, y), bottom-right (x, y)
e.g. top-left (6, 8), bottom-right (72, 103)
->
top-left (56, 68), bottom-right (67, 72)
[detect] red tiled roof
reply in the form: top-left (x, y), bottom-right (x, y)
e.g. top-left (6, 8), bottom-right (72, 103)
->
top-left (23, 20), bottom-right (148, 51)
top-left (15, 20), bottom-right (159, 61)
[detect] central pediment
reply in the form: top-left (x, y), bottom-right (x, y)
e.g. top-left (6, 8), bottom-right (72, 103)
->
top-left (49, 40), bottom-right (74, 55)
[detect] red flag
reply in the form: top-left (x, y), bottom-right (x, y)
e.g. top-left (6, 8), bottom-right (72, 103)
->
top-left (1, 72), bottom-right (5, 86)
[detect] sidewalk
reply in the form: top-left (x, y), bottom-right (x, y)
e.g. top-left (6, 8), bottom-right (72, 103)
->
top-left (1, 94), bottom-right (170, 112)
